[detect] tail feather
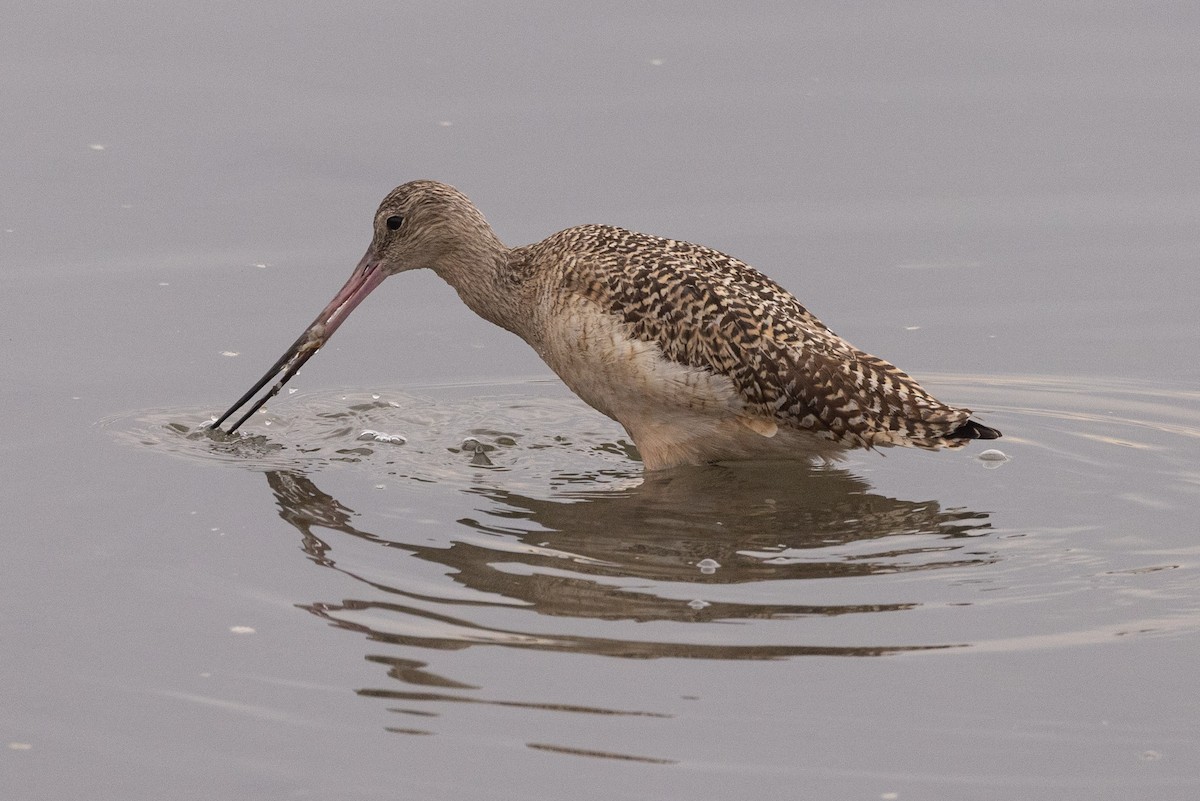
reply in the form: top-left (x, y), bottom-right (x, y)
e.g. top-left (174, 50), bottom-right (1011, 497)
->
top-left (947, 419), bottom-right (1001, 441)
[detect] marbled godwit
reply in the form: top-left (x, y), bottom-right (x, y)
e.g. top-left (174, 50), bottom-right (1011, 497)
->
top-left (211, 180), bottom-right (999, 469)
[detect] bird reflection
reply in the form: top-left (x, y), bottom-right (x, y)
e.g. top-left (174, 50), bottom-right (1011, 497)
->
top-left (264, 463), bottom-right (992, 663)
top-left (259, 464), bottom-right (996, 728)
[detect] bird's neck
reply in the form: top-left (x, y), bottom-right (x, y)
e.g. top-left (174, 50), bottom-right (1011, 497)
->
top-left (431, 233), bottom-right (528, 335)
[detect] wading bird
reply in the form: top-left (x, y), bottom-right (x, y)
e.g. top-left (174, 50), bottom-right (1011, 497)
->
top-left (211, 180), bottom-right (999, 469)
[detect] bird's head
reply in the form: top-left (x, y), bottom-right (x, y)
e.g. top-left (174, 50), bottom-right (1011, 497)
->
top-left (209, 180), bottom-right (502, 434)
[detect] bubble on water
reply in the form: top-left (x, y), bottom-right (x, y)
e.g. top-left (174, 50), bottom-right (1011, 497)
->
top-left (229, 626), bottom-right (256, 635)
top-left (696, 558), bottom-right (721, 574)
top-left (978, 449), bottom-right (1009, 469)
top-left (687, 599), bottom-right (711, 610)
top-left (1140, 750), bottom-right (1162, 761)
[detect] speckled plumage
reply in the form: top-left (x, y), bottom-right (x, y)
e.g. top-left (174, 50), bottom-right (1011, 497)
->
top-left (504, 225), bottom-right (997, 467)
top-left (214, 180), bottom-right (1000, 469)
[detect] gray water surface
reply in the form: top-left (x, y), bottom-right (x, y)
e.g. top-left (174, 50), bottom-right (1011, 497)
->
top-left (4, 3), bottom-right (1199, 800)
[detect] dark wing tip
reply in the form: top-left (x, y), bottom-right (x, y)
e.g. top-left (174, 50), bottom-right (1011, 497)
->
top-left (948, 419), bottom-right (1002, 441)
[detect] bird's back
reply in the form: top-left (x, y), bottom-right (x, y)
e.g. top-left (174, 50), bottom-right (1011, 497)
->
top-left (510, 224), bottom-right (996, 467)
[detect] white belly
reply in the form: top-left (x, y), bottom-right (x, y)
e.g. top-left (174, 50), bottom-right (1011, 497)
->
top-left (529, 297), bottom-right (838, 469)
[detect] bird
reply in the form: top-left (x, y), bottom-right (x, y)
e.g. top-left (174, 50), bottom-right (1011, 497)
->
top-left (210, 180), bottom-right (1000, 470)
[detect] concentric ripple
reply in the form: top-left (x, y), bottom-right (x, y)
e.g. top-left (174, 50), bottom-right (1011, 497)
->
top-left (106, 374), bottom-right (1200, 700)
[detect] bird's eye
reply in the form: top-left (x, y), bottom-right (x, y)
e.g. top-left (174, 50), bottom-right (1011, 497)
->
top-left (385, 215), bottom-right (403, 230)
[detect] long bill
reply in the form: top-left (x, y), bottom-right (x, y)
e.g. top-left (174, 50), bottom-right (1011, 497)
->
top-left (210, 251), bottom-right (387, 434)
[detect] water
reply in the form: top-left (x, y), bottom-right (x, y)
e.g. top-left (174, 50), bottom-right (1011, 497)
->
top-left (4, 3), bottom-right (1199, 799)
top-left (86, 374), bottom-right (1200, 797)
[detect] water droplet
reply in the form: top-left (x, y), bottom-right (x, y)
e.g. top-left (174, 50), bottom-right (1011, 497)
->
top-left (687, 599), bottom-right (711, 609)
top-left (229, 626), bottom-right (255, 635)
top-left (358, 429), bottom-right (406, 445)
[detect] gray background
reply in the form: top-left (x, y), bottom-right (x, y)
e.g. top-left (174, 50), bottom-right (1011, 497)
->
top-left (3, 3), bottom-right (1198, 799)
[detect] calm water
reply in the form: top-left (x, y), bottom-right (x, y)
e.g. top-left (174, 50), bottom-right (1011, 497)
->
top-left (4, 3), bottom-right (1199, 800)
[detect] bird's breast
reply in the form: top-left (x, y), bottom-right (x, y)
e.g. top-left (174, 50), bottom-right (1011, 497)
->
top-left (531, 296), bottom-right (745, 424)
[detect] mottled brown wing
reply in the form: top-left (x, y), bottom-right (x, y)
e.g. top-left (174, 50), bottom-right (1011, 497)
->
top-left (552, 225), bottom-right (972, 446)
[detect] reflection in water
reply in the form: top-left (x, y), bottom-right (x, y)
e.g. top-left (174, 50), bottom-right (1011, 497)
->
top-left (109, 374), bottom-right (1200, 753)
top-left (467, 463), bottom-right (992, 586)
top-left (262, 463), bottom-right (994, 726)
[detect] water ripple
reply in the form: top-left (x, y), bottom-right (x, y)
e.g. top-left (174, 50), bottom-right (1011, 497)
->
top-left (104, 374), bottom-right (1200, 709)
